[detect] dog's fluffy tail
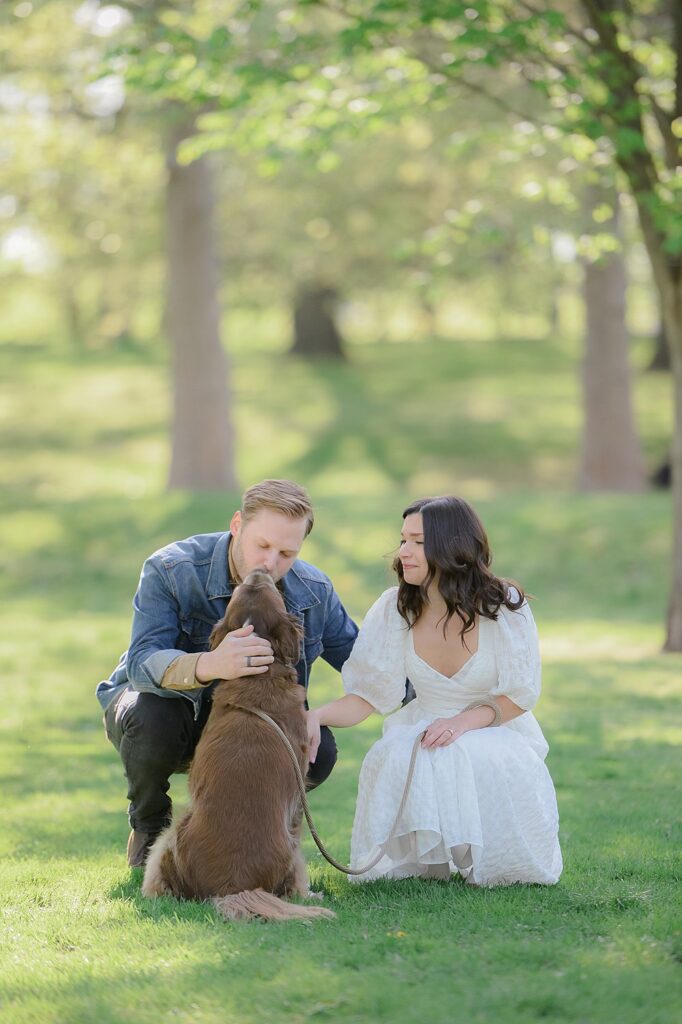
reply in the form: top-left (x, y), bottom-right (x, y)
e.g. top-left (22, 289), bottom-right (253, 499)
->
top-left (141, 826), bottom-right (178, 898)
top-left (212, 889), bottom-right (335, 922)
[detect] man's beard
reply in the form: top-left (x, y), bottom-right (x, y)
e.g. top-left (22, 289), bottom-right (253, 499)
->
top-left (229, 538), bottom-right (285, 590)
top-left (228, 536), bottom-right (244, 584)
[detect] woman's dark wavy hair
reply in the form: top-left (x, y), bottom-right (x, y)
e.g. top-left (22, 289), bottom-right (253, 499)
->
top-left (394, 496), bottom-right (526, 639)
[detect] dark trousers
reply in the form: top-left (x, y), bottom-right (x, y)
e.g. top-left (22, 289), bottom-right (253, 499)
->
top-left (104, 688), bottom-right (338, 834)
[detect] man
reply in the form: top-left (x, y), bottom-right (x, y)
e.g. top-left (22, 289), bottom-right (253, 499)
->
top-left (97, 479), bottom-right (358, 867)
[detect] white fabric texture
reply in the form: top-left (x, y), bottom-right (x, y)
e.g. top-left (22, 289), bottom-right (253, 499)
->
top-left (342, 587), bottom-right (562, 887)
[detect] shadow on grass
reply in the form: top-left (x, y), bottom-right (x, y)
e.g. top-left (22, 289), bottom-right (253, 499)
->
top-left (1, 488), bottom-right (672, 631)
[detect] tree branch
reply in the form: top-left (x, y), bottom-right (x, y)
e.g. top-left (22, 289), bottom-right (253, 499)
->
top-left (580, 0), bottom-right (678, 169)
top-left (515, 0), bottom-right (602, 56)
top-left (649, 97), bottom-right (679, 171)
top-left (411, 42), bottom-right (543, 125)
top-left (674, 0), bottom-right (682, 120)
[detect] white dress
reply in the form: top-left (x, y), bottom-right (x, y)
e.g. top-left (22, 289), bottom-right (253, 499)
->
top-left (343, 587), bottom-right (562, 887)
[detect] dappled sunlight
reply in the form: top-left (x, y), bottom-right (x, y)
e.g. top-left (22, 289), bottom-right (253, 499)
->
top-left (2, 508), bottom-right (66, 553)
top-left (2, 0), bottom-right (679, 1017)
top-left (540, 625), bottom-right (667, 662)
top-left (5, 338), bottom-right (671, 512)
top-left (544, 652), bottom-right (680, 701)
top-left (411, 467), bottom-right (500, 500)
top-left (0, 192), bottom-right (676, 1024)
top-left (603, 721), bottom-right (681, 746)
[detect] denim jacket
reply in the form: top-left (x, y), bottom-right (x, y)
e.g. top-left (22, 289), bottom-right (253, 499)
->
top-left (96, 531), bottom-right (359, 718)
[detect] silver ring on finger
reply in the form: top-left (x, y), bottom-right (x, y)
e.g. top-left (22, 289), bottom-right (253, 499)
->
top-left (245, 656), bottom-right (252, 668)
top-left (444, 729), bottom-right (454, 738)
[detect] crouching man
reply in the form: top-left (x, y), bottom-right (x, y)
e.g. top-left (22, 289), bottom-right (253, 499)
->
top-left (97, 479), bottom-right (358, 866)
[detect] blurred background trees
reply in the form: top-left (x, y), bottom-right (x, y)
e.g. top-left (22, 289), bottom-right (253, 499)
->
top-left (1, 0), bottom-right (679, 642)
top-left (0, 2), bottom-right (163, 349)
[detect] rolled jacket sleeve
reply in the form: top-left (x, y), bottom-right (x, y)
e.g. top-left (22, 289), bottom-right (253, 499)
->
top-left (490, 594), bottom-right (542, 711)
top-left (160, 652), bottom-right (207, 691)
top-left (341, 587), bottom-right (408, 714)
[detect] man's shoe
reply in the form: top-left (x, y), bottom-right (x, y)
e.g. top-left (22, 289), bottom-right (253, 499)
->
top-left (126, 829), bottom-right (159, 868)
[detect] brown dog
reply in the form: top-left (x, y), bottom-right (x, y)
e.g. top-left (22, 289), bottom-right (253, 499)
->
top-left (142, 569), bottom-right (334, 921)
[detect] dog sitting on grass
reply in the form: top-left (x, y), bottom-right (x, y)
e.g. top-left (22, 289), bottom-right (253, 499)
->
top-left (142, 568), bottom-right (335, 922)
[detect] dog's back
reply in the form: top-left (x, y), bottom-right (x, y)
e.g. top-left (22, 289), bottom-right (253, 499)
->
top-left (174, 673), bottom-right (307, 899)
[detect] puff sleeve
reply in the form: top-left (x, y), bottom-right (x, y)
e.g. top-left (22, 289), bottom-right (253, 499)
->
top-left (490, 592), bottom-right (542, 711)
top-left (341, 587), bottom-right (408, 714)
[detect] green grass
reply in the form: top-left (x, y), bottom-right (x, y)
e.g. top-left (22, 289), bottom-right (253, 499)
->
top-left (0, 329), bottom-right (680, 1024)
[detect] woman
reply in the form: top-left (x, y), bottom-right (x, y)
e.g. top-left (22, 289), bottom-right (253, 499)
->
top-left (307, 496), bottom-right (562, 887)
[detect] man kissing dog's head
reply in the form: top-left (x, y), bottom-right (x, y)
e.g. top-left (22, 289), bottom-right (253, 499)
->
top-left (216, 569), bottom-right (303, 669)
top-left (228, 479), bottom-right (314, 585)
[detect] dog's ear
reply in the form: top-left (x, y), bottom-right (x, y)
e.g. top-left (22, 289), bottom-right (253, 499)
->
top-left (209, 616), bottom-right (230, 651)
top-left (210, 581), bottom-right (255, 649)
top-left (209, 614), bottom-right (252, 650)
top-left (270, 612), bottom-right (303, 666)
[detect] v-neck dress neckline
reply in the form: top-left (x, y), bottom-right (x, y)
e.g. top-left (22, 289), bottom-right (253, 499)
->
top-left (408, 620), bottom-right (483, 680)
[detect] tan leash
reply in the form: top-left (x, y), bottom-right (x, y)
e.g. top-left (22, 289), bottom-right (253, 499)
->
top-left (227, 702), bottom-right (424, 876)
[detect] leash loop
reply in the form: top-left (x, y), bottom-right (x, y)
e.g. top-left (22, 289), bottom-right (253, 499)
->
top-left (227, 702), bottom-right (424, 876)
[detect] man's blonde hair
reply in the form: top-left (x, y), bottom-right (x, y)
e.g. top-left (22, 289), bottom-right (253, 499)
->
top-left (241, 479), bottom-right (314, 536)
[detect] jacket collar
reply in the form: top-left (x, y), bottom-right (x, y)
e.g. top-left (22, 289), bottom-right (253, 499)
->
top-left (280, 563), bottom-right (322, 613)
top-left (206, 532), bottom-right (233, 599)
top-left (205, 532), bottom-right (321, 612)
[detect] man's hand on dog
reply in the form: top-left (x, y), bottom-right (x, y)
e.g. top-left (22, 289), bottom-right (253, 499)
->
top-left (196, 624), bottom-right (274, 683)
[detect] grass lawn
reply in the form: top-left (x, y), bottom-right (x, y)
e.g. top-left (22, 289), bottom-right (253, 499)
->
top-left (0, 329), bottom-right (680, 1024)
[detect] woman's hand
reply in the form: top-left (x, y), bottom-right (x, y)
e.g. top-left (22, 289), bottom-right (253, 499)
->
top-left (306, 709), bottom-right (322, 764)
top-left (420, 715), bottom-right (468, 749)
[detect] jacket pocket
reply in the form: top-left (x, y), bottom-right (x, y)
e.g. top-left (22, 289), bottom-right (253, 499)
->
top-left (179, 616), bottom-right (214, 650)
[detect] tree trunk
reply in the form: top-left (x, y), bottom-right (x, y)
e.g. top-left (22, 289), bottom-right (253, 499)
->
top-left (59, 273), bottom-right (85, 350)
top-left (548, 289), bottom-right (560, 335)
top-left (627, 191), bottom-right (682, 649)
top-left (418, 293), bottom-right (438, 339)
top-left (630, 240), bottom-right (682, 650)
top-left (663, 285), bottom-right (682, 650)
top-left (647, 324), bottom-right (671, 372)
top-left (578, 196), bottom-right (645, 492)
top-left (165, 116), bottom-right (237, 491)
top-left (573, 0), bottom-right (682, 648)
top-left (292, 284), bottom-right (346, 358)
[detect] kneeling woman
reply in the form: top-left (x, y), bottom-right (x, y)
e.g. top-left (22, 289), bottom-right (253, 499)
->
top-left (307, 496), bottom-right (562, 887)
